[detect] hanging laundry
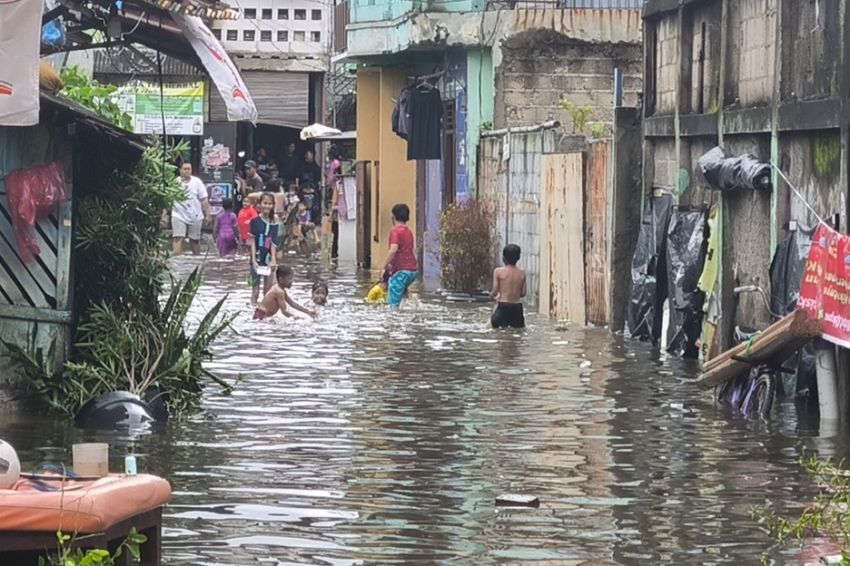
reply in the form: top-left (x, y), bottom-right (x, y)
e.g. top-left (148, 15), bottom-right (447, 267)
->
top-left (0, 0), bottom-right (43, 126)
top-left (392, 87), bottom-right (411, 140)
top-left (5, 160), bottom-right (68, 263)
top-left (406, 84), bottom-right (443, 160)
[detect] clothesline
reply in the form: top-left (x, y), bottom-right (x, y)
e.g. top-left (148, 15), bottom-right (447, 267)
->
top-left (770, 161), bottom-right (828, 227)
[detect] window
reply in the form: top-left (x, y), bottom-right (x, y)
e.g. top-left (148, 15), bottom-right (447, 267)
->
top-left (293, 30), bottom-right (305, 41)
top-left (244, 8), bottom-right (256, 18)
top-left (277, 8), bottom-right (288, 19)
top-left (261, 30), bottom-right (271, 41)
top-left (243, 29), bottom-right (255, 41)
top-left (294, 9), bottom-right (306, 20)
top-left (311, 31), bottom-right (320, 42)
top-left (311, 9), bottom-right (321, 20)
top-left (211, 28), bottom-right (222, 39)
top-left (277, 30), bottom-right (288, 41)
top-left (262, 8), bottom-right (272, 19)
top-left (226, 29), bottom-right (238, 41)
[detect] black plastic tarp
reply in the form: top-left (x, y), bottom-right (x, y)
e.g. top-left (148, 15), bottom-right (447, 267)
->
top-left (628, 194), bottom-right (673, 343)
top-left (769, 226), bottom-right (816, 397)
top-left (666, 208), bottom-right (708, 358)
top-left (698, 146), bottom-right (772, 192)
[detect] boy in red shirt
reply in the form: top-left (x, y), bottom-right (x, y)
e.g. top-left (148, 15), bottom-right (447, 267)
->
top-left (382, 203), bottom-right (418, 306)
top-left (237, 194), bottom-right (258, 253)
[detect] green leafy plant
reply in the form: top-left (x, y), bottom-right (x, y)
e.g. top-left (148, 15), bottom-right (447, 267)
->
top-left (589, 122), bottom-right (606, 138)
top-left (560, 100), bottom-right (593, 134)
top-left (752, 456), bottom-right (850, 565)
top-left (440, 200), bottom-right (499, 292)
top-left (480, 121), bottom-right (493, 132)
top-left (74, 138), bottom-right (187, 315)
top-left (2, 138), bottom-right (233, 417)
top-left (39, 527), bottom-right (146, 566)
top-left (59, 66), bottom-right (131, 131)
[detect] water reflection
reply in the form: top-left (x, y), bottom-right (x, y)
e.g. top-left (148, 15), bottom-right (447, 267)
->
top-left (0, 255), bottom-right (845, 564)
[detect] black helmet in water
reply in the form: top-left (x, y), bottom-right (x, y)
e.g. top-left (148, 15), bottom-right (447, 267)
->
top-left (75, 391), bottom-right (156, 429)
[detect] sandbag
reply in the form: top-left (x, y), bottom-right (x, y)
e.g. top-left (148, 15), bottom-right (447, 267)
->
top-left (666, 208), bottom-right (708, 358)
top-left (698, 146), bottom-right (772, 192)
top-left (628, 194), bottom-right (673, 343)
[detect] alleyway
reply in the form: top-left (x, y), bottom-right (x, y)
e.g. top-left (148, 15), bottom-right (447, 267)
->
top-left (0, 257), bottom-right (840, 564)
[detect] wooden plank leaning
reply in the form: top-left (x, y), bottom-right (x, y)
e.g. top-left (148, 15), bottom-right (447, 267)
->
top-left (696, 309), bottom-right (821, 390)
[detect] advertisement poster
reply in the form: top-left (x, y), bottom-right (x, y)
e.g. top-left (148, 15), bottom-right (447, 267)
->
top-left (206, 182), bottom-right (233, 216)
top-left (114, 82), bottom-right (204, 136)
top-left (797, 222), bottom-right (850, 347)
top-left (199, 122), bottom-right (237, 184)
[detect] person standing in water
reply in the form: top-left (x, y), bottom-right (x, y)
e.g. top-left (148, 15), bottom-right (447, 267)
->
top-left (383, 204), bottom-right (418, 306)
top-left (490, 244), bottom-right (527, 328)
top-left (171, 162), bottom-right (211, 255)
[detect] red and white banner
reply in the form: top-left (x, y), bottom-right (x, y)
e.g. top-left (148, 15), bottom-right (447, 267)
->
top-left (797, 223), bottom-right (850, 348)
top-left (0, 0), bottom-right (43, 126)
top-left (173, 14), bottom-right (258, 125)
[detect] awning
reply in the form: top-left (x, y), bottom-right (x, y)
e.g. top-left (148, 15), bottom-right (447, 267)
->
top-left (305, 130), bottom-right (357, 142)
top-left (40, 91), bottom-right (146, 151)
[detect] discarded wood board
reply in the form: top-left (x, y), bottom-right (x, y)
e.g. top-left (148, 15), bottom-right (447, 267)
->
top-left (496, 494), bottom-right (540, 507)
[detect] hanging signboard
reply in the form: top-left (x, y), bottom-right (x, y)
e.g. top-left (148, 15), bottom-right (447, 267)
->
top-left (206, 182), bottom-right (233, 216)
top-left (797, 222), bottom-right (850, 348)
top-left (199, 122), bottom-right (236, 184)
top-left (114, 82), bottom-right (204, 136)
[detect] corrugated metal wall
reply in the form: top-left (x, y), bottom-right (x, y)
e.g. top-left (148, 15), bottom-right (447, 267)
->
top-left (479, 130), bottom-right (612, 324)
top-left (209, 70), bottom-right (309, 128)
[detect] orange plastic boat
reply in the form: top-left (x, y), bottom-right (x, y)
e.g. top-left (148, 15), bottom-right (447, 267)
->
top-left (0, 474), bottom-right (171, 533)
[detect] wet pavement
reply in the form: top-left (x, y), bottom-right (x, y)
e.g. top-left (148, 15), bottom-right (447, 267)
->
top-left (0, 254), bottom-right (844, 565)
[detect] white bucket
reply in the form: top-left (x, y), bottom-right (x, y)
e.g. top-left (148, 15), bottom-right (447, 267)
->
top-left (72, 443), bottom-right (109, 477)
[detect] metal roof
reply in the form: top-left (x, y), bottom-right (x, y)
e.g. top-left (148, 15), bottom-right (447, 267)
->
top-left (40, 91), bottom-right (146, 151)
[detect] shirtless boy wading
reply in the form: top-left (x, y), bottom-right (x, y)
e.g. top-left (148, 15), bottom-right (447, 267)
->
top-left (490, 244), bottom-right (527, 329)
top-left (254, 265), bottom-right (317, 320)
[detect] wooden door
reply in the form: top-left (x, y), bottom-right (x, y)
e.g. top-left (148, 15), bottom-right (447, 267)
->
top-left (539, 153), bottom-right (586, 323)
top-left (584, 141), bottom-right (610, 326)
top-left (355, 160), bottom-right (371, 268)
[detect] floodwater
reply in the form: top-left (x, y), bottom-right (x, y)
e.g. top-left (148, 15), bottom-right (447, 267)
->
top-left (1, 255), bottom-right (845, 565)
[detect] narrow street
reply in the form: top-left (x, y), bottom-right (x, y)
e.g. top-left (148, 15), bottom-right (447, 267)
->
top-left (0, 257), bottom-right (837, 564)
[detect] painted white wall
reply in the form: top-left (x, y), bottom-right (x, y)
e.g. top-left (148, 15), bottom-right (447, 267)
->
top-left (211, 0), bottom-right (331, 56)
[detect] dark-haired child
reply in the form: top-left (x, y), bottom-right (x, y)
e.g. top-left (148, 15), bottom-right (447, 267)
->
top-left (254, 265), bottom-right (317, 320)
top-left (312, 280), bottom-right (329, 306)
top-left (249, 192), bottom-right (280, 305)
top-left (214, 197), bottom-right (239, 257)
top-left (490, 243), bottom-right (527, 329)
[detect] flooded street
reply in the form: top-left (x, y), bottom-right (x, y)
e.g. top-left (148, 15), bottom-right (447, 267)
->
top-left (0, 256), bottom-right (843, 565)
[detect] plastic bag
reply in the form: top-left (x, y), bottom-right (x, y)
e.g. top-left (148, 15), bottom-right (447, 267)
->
top-left (769, 227), bottom-right (816, 397)
top-left (698, 146), bottom-right (772, 192)
top-left (665, 208), bottom-right (708, 358)
top-left (4, 160), bottom-right (67, 263)
top-left (628, 193), bottom-right (673, 343)
top-left (41, 1), bottom-right (67, 48)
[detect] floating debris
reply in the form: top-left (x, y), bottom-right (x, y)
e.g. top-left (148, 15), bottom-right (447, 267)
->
top-left (496, 494), bottom-right (540, 507)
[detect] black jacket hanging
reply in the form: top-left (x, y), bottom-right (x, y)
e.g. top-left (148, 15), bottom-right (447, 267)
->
top-left (406, 85), bottom-right (443, 160)
top-left (392, 87), bottom-right (411, 140)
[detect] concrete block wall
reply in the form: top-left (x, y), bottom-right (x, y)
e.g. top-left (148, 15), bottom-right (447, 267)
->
top-left (780, 0), bottom-right (842, 101)
top-left (725, 0), bottom-right (777, 107)
top-left (686, 1), bottom-right (722, 114)
top-left (649, 138), bottom-right (677, 190)
top-left (655, 14), bottom-right (680, 115)
top-left (495, 30), bottom-right (641, 131)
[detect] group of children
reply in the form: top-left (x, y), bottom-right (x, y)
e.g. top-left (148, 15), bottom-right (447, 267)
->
top-left (214, 191), bottom-right (528, 329)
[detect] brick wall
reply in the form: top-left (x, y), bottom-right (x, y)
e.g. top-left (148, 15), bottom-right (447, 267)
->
top-left (725, 0), bottom-right (777, 106)
top-left (494, 30), bottom-right (642, 133)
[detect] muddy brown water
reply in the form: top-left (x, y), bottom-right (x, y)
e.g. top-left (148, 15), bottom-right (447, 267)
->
top-left (0, 255), bottom-right (843, 565)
